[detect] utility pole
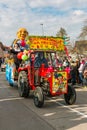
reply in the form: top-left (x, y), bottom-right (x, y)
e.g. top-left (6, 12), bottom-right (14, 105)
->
top-left (40, 23), bottom-right (44, 36)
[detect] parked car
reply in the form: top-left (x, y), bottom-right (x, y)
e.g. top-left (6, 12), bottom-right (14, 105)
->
top-left (1, 63), bottom-right (6, 71)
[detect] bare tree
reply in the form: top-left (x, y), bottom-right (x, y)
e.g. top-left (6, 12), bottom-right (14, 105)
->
top-left (56, 27), bottom-right (67, 37)
top-left (78, 20), bottom-right (87, 40)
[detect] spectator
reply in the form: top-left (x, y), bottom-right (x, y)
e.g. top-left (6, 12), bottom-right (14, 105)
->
top-left (0, 58), bottom-right (2, 68)
top-left (78, 60), bottom-right (85, 85)
top-left (70, 61), bottom-right (77, 85)
top-left (82, 62), bottom-right (87, 87)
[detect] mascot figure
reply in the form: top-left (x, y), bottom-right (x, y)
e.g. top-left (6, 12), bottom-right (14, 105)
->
top-left (11, 27), bottom-right (29, 51)
top-left (6, 28), bottom-right (30, 87)
top-left (10, 27), bottom-right (30, 67)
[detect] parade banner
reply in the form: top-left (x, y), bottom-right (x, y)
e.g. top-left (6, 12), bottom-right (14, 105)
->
top-left (52, 71), bottom-right (67, 94)
top-left (28, 36), bottom-right (65, 51)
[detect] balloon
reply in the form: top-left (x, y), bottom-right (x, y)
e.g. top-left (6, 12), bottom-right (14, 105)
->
top-left (22, 55), bottom-right (28, 61)
top-left (17, 52), bottom-right (23, 59)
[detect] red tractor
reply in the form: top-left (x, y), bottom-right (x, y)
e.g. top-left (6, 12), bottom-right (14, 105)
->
top-left (17, 50), bottom-right (76, 108)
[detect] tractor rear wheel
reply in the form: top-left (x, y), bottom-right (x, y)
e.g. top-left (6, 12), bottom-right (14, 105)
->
top-left (18, 71), bottom-right (29, 97)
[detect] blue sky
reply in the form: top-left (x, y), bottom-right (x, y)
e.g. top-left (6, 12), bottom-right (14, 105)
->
top-left (0, 0), bottom-right (87, 46)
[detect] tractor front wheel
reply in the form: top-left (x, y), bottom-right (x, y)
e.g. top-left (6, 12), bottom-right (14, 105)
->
top-left (33, 87), bottom-right (44, 108)
top-left (64, 85), bottom-right (76, 105)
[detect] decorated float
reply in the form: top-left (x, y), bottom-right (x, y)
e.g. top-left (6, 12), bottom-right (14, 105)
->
top-left (6, 34), bottom-right (66, 86)
top-left (5, 28), bottom-right (76, 108)
top-left (18, 35), bottom-right (76, 107)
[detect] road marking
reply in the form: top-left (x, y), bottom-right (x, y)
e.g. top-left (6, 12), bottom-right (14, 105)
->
top-left (47, 98), bottom-right (87, 118)
top-left (0, 97), bottom-right (23, 102)
top-left (58, 102), bottom-right (87, 118)
top-left (44, 112), bottom-right (56, 117)
top-left (0, 86), bottom-right (9, 88)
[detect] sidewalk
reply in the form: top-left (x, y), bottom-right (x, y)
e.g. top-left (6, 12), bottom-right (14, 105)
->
top-left (73, 83), bottom-right (87, 90)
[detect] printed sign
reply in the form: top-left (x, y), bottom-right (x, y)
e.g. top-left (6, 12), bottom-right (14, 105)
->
top-left (28, 37), bottom-right (64, 51)
top-left (52, 71), bottom-right (67, 94)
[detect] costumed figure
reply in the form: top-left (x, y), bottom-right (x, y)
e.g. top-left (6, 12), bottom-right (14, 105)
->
top-left (11, 28), bottom-right (29, 51)
top-left (10, 28), bottom-right (30, 69)
top-left (7, 28), bottom-right (30, 86)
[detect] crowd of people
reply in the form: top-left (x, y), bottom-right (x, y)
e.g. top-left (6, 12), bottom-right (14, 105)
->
top-left (57, 55), bottom-right (87, 87)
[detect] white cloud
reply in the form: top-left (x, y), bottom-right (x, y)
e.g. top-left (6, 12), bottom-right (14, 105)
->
top-left (27, 0), bottom-right (65, 8)
top-left (73, 10), bottom-right (85, 16)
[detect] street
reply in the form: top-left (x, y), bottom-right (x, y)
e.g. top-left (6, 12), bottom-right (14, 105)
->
top-left (0, 71), bottom-right (87, 130)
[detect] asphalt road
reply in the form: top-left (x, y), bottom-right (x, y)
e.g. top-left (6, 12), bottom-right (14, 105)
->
top-left (0, 71), bottom-right (87, 130)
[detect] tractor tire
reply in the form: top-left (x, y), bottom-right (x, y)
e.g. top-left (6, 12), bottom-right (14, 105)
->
top-left (64, 85), bottom-right (76, 105)
top-left (33, 87), bottom-right (44, 108)
top-left (18, 71), bottom-right (29, 97)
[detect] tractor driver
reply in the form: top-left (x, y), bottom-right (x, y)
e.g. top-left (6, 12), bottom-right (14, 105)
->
top-left (34, 52), bottom-right (48, 84)
top-left (40, 52), bottom-right (48, 67)
top-left (34, 52), bottom-right (48, 68)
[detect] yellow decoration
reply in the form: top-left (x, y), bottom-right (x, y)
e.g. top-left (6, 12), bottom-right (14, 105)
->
top-left (27, 37), bottom-right (64, 51)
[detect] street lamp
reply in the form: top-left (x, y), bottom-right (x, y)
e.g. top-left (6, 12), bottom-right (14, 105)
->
top-left (40, 23), bottom-right (44, 36)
